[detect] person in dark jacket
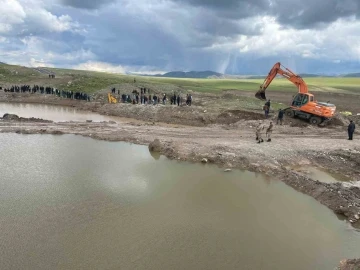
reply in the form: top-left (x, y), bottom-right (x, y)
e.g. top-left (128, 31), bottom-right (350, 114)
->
top-left (264, 99), bottom-right (271, 118)
top-left (277, 109), bottom-right (284, 125)
top-left (348, 120), bottom-right (355, 140)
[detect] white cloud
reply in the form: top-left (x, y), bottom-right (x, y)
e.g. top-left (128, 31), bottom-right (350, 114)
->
top-left (129, 69), bottom-right (166, 75)
top-left (233, 16), bottom-right (360, 61)
top-left (0, 0), bottom-right (26, 33)
top-left (72, 61), bottom-right (167, 75)
top-left (0, 24), bottom-right (12, 34)
top-left (0, 0), bottom-right (26, 24)
top-left (0, 0), bottom-right (81, 36)
top-left (25, 10), bottom-right (75, 33)
top-left (1, 36), bottom-right (96, 67)
top-left (29, 57), bottom-right (55, 68)
top-left (73, 61), bottom-right (126, 73)
top-left (46, 48), bottom-right (96, 62)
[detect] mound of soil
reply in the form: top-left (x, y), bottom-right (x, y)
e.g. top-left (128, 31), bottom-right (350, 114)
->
top-left (3, 113), bottom-right (19, 120)
top-left (330, 113), bottom-right (350, 127)
top-left (217, 109), bottom-right (264, 124)
top-left (1, 113), bottom-right (52, 123)
top-left (149, 139), bottom-right (162, 152)
top-left (338, 259), bottom-right (360, 270)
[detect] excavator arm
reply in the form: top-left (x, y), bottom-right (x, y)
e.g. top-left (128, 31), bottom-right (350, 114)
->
top-left (255, 62), bottom-right (309, 100)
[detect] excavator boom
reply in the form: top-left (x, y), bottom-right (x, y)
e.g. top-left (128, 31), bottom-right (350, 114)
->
top-left (255, 62), bottom-right (308, 100)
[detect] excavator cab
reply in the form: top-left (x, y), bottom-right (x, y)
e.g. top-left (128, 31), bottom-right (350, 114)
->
top-left (292, 93), bottom-right (312, 107)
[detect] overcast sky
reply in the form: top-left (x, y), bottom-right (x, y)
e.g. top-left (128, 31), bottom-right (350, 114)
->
top-left (0, 0), bottom-right (359, 74)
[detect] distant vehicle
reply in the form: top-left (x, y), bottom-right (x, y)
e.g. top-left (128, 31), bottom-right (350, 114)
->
top-left (255, 62), bottom-right (336, 125)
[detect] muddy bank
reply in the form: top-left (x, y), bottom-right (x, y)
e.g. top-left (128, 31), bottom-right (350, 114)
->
top-left (0, 113), bottom-right (52, 123)
top-left (0, 92), bottom-right (220, 126)
top-left (338, 259), bottom-right (360, 270)
top-left (0, 92), bottom-right (351, 128)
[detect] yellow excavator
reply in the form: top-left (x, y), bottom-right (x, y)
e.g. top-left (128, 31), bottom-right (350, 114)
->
top-left (108, 93), bottom-right (117, 104)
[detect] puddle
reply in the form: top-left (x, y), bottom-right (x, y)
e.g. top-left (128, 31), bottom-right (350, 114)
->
top-left (292, 166), bottom-right (351, 183)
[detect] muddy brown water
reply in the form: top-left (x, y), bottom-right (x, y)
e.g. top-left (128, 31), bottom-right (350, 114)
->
top-left (0, 102), bottom-right (120, 122)
top-left (1, 133), bottom-right (360, 270)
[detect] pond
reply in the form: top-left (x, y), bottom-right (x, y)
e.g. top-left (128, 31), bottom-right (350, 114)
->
top-left (0, 102), bottom-right (119, 122)
top-left (1, 133), bottom-right (359, 270)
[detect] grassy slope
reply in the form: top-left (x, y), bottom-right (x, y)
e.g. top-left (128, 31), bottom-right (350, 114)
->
top-left (0, 63), bottom-right (359, 95)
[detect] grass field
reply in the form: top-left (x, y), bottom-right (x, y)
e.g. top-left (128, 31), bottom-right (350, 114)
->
top-left (1, 63), bottom-right (359, 95)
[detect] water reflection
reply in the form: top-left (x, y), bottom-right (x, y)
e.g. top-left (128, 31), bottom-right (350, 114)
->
top-left (0, 102), bottom-right (120, 122)
top-left (149, 150), bottom-right (161, 160)
top-left (0, 133), bottom-right (359, 270)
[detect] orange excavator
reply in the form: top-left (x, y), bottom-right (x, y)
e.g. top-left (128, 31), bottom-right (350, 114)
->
top-left (255, 62), bottom-right (336, 125)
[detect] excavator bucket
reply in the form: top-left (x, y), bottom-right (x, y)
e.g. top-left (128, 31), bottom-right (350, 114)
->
top-left (255, 90), bottom-right (266, 100)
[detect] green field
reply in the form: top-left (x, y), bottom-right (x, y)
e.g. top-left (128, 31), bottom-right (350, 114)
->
top-left (1, 63), bottom-right (359, 95)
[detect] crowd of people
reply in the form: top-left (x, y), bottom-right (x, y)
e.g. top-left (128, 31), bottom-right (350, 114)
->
top-left (2, 85), bottom-right (91, 101)
top-left (113, 87), bottom-right (193, 106)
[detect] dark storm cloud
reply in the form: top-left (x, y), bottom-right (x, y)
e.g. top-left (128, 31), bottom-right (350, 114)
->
top-left (60, 0), bottom-right (117, 9)
top-left (3, 0), bottom-right (360, 74)
top-left (173, 0), bottom-right (360, 29)
top-left (272, 0), bottom-right (360, 29)
top-left (193, 10), bottom-right (262, 37)
top-left (79, 9), bottom-right (185, 68)
top-left (173, 0), bottom-right (269, 19)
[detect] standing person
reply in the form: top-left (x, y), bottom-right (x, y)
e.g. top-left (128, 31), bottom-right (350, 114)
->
top-left (256, 121), bottom-right (265, 144)
top-left (264, 99), bottom-right (271, 118)
top-left (173, 93), bottom-right (176, 106)
top-left (277, 109), bottom-right (284, 125)
top-left (266, 121), bottom-right (274, 142)
top-left (348, 120), bottom-right (356, 140)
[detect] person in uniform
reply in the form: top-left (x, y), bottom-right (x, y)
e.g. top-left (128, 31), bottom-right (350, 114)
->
top-left (256, 121), bottom-right (265, 143)
top-left (266, 121), bottom-right (274, 142)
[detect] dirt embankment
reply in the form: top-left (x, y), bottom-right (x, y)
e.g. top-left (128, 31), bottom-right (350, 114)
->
top-left (0, 91), bottom-right (355, 128)
top-left (338, 259), bottom-right (360, 270)
top-left (1, 113), bottom-right (52, 123)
